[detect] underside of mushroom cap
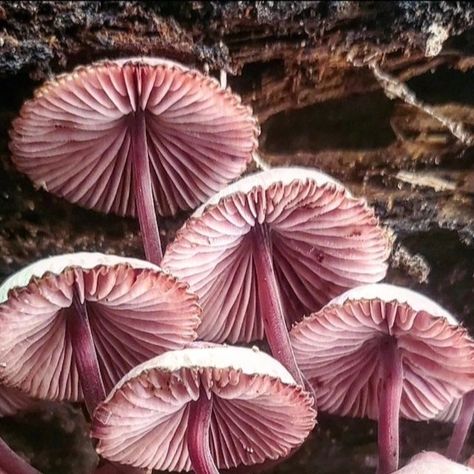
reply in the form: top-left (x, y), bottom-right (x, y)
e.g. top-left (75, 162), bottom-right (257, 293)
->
top-left (163, 167), bottom-right (391, 343)
top-left (437, 397), bottom-right (463, 422)
top-left (0, 386), bottom-right (36, 417)
top-left (0, 253), bottom-right (201, 401)
top-left (192, 166), bottom-right (345, 218)
top-left (290, 284), bottom-right (474, 421)
top-left (329, 283), bottom-right (458, 325)
top-left (92, 346), bottom-right (316, 471)
top-left (10, 57), bottom-right (259, 217)
top-left (0, 252), bottom-right (160, 303)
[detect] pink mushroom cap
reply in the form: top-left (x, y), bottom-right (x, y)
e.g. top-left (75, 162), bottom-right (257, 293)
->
top-left (437, 397), bottom-right (464, 423)
top-left (162, 167), bottom-right (391, 343)
top-left (394, 452), bottom-right (474, 473)
top-left (0, 252), bottom-right (201, 401)
top-left (91, 345), bottom-right (316, 471)
top-left (9, 57), bottom-right (259, 217)
top-left (290, 283), bottom-right (474, 421)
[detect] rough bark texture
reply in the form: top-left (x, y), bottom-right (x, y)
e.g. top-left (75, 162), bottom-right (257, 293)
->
top-left (0, 2), bottom-right (473, 473)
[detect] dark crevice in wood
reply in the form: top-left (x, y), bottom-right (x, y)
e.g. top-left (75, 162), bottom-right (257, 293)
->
top-left (262, 91), bottom-right (396, 153)
top-left (407, 67), bottom-right (474, 105)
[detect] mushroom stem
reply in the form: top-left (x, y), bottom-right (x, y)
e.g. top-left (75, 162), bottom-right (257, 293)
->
top-left (253, 225), bottom-right (305, 387)
top-left (377, 339), bottom-right (403, 474)
top-left (446, 390), bottom-right (474, 461)
top-left (187, 388), bottom-right (219, 474)
top-left (131, 109), bottom-right (163, 265)
top-left (0, 437), bottom-right (41, 474)
top-left (68, 283), bottom-right (106, 416)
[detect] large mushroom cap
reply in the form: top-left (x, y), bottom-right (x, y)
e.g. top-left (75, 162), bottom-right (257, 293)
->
top-left (163, 167), bottom-right (391, 343)
top-left (10, 57), bottom-right (259, 217)
top-left (91, 345), bottom-right (316, 471)
top-left (290, 283), bottom-right (474, 421)
top-left (0, 252), bottom-right (201, 401)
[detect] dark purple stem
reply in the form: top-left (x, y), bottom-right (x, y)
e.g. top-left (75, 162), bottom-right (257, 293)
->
top-left (377, 339), bottom-right (403, 474)
top-left (131, 109), bottom-right (163, 265)
top-left (446, 390), bottom-right (474, 461)
top-left (253, 225), bottom-right (305, 387)
top-left (0, 437), bottom-right (41, 474)
top-left (68, 284), bottom-right (106, 416)
top-left (187, 389), bottom-right (219, 474)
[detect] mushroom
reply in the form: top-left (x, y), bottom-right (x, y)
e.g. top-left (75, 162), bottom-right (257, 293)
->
top-left (162, 167), bottom-right (391, 384)
top-left (439, 391), bottom-right (474, 461)
top-left (91, 345), bottom-right (316, 473)
top-left (0, 252), bottom-right (201, 415)
top-left (290, 283), bottom-right (474, 474)
top-left (9, 57), bottom-right (259, 264)
top-left (394, 452), bottom-right (474, 473)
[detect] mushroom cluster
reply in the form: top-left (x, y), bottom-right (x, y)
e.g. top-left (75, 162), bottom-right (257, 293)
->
top-left (1, 55), bottom-right (473, 474)
top-left (290, 284), bottom-right (474, 473)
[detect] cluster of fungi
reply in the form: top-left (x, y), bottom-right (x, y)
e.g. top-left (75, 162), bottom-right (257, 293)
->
top-left (0, 57), bottom-right (473, 474)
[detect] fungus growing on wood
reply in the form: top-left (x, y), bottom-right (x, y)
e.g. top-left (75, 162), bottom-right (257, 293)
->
top-left (0, 252), bottom-right (201, 415)
top-left (163, 167), bottom-right (390, 384)
top-left (10, 57), bottom-right (259, 264)
top-left (91, 345), bottom-right (316, 473)
top-left (290, 283), bottom-right (474, 474)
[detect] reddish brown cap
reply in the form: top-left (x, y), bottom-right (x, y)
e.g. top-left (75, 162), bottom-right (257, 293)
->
top-left (0, 252), bottom-right (201, 401)
top-left (163, 167), bottom-right (391, 343)
top-left (91, 345), bottom-right (316, 471)
top-left (10, 57), bottom-right (259, 217)
top-left (290, 283), bottom-right (474, 421)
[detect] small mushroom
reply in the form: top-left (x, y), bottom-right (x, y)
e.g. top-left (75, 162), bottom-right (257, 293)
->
top-left (91, 345), bottom-right (316, 473)
top-left (394, 451), bottom-right (474, 473)
top-left (163, 167), bottom-right (391, 384)
top-left (0, 252), bottom-right (201, 415)
top-left (10, 57), bottom-right (259, 264)
top-left (290, 283), bottom-right (474, 474)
